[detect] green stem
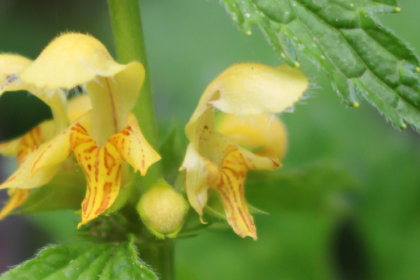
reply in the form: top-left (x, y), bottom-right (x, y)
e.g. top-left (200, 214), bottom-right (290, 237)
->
top-left (107, 1), bottom-right (173, 279)
top-left (108, 0), bottom-right (162, 188)
top-left (139, 239), bottom-right (175, 280)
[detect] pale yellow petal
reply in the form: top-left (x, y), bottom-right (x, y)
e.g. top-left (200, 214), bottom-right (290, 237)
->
top-left (217, 113), bottom-right (288, 160)
top-left (180, 144), bottom-right (219, 217)
top-left (188, 64), bottom-right (308, 125)
top-left (74, 138), bottom-right (122, 227)
top-left (67, 95), bottom-right (92, 123)
top-left (20, 33), bottom-right (123, 89)
top-left (114, 61), bottom-right (145, 111)
top-left (214, 145), bottom-right (257, 240)
top-left (0, 54), bottom-right (32, 95)
top-left (19, 33), bottom-right (145, 110)
top-left (0, 137), bottom-right (22, 156)
top-left (108, 112), bottom-right (161, 176)
top-left (31, 112), bottom-right (93, 176)
top-left (0, 189), bottom-right (31, 220)
top-left (16, 121), bottom-right (55, 165)
top-left (0, 152), bottom-right (59, 190)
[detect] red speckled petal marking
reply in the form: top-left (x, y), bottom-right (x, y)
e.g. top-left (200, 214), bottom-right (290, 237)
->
top-left (69, 126), bottom-right (122, 228)
top-left (108, 112), bottom-right (161, 176)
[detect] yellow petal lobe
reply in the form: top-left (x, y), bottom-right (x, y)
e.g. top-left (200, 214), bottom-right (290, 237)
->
top-left (67, 95), bottom-right (92, 123)
top-left (0, 189), bottom-right (31, 220)
top-left (75, 140), bottom-right (122, 228)
top-left (217, 113), bottom-right (288, 159)
top-left (108, 113), bottom-right (161, 176)
top-left (214, 145), bottom-right (258, 240)
top-left (0, 121), bottom-right (58, 191)
top-left (180, 144), bottom-right (220, 217)
top-left (0, 137), bottom-right (22, 156)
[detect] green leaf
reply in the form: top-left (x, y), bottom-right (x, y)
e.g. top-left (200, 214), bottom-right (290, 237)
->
top-left (0, 237), bottom-right (158, 280)
top-left (221, 0), bottom-right (420, 129)
top-left (17, 171), bottom-right (86, 214)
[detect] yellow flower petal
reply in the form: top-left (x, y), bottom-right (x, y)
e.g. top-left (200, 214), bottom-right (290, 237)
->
top-left (214, 145), bottom-right (257, 240)
top-left (0, 137), bottom-right (22, 156)
top-left (16, 121), bottom-right (55, 165)
top-left (19, 33), bottom-right (145, 111)
top-left (108, 112), bottom-right (161, 176)
top-left (0, 189), bottom-right (31, 220)
top-left (180, 144), bottom-right (220, 217)
top-left (0, 121), bottom-right (58, 190)
top-left (0, 54), bottom-right (32, 94)
top-left (188, 64), bottom-right (308, 124)
top-left (74, 138), bottom-right (122, 227)
top-left (67, 95), bottom-right (92, 123)
top-left (0, 152), bottom-right (59, 190)
top-left (31, 110), bottom-right (160, 226)
top-left (31, 112), bottom-right (93, 175)
top-left (217, 113), bottom-right (288, 159)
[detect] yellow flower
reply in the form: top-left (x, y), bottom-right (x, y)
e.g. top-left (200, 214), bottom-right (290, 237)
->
top-left (0, 54), bottom-right (70, 219)
top-left (180, 63), bottom-right (308, 240)
top-left (21, 33), bottom-right (160, 227)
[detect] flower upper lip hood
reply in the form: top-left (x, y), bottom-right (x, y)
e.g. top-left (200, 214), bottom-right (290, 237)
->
top-left (181, 63), bottom-right (309, 240)
top-left (19, 33), bottom-right (144, 100)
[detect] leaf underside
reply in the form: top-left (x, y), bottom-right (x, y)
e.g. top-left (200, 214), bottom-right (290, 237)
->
top-left (221, 0), bottom-right (420, 130)
top-left (0, 239), bottom-right (158, 280)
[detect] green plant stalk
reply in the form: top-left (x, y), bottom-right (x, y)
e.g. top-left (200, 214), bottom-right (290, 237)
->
top-left (108, 1), bottom-right (173, 279)
top-left (108, 0), bottom-right (162, 189)
top-left (139, 239), bottom-right (175, 280)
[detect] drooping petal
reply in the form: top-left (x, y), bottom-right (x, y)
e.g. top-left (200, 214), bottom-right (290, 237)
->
top-left (0, 152), bottom-right (59, 190)
top-left (0, 189), bottom-right (31, 220)
top-left (213, 145), bottom-right (259, 240)
top-left (217, 113), bottom-right (288, 159)
top-left (108, 113), bottom-right (161, 176)
top-left (16, 121), bottom-right (55, 165)
top-left (0, 121), bottom-right (58, 190)
top-left (74, 138), bottom-right (122, 227)
top-left (31, 112), bottom-right (93, 175)
top-left (180, 144), bottom-right (220, 217)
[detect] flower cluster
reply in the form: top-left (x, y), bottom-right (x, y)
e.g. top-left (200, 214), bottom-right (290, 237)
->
top-left (0, 33), bottom-right (160, 227)
top-left (0, 33), bottom-right (308, 239)
top-left (181, 63), bottom-right (308, 239)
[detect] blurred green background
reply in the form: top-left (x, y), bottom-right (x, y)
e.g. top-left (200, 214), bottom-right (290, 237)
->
top-left (1, 0), bottom-right (420, 279)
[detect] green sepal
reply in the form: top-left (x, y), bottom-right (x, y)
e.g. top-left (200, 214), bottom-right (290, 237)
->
top-left (0, 236), bottom-right (158, 280)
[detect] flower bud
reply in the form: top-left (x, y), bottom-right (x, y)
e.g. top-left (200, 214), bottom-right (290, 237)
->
top-left (137, 180), bottom-right (189, 239)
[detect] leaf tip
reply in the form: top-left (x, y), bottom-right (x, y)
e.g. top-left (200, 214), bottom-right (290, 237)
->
top-left (351, 102), bottom-right (360, 109)
top-left (401, 122), bottom-right (407, 130)
top-left (416, 67), bottom-right (420, 73)
top-left (394, 7), bottom-right (402, 13)
top-left (294, 61), bottom-right (301, 69)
